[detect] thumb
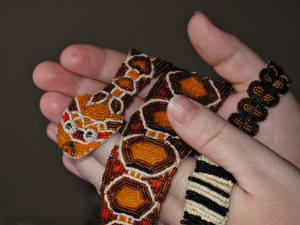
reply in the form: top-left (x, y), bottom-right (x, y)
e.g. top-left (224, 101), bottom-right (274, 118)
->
top-left (167, 95), bottom-right (283, 192)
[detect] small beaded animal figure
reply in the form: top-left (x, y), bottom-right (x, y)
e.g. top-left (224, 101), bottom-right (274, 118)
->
top-left (57, 49), bottom-right (173, 158)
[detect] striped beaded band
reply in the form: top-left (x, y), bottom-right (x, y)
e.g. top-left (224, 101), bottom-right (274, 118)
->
top-left (99, 50), bottom-right (233, 225)
top-left (181, 156), bottom-right (236, 225)
top-left (228, 61), bottom-right (291, 136)
top-left (181, 61), bottom-right (291, 225)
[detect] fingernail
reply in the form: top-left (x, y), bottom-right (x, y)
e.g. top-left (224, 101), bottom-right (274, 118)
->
top-left (168, 96), bottom-right (199, 124)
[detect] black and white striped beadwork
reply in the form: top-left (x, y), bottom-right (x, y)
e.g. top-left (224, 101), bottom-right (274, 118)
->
top-left (181, 156), bottom-right (235, 225)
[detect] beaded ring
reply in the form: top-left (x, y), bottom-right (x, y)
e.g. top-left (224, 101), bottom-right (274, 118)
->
top-left (99, 50), bottom-right (233, 225)
top-left (228, 61), bottom-right (291, 136)
top-left (181, 156), bottom-right (236, 225)
top-left (181, 61), bottom-right (291, 225)
top-left (56, 49), bottom-right (173, 158)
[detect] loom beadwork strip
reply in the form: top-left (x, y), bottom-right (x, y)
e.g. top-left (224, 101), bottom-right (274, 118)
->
top-left (99, 57), bottom-right (232, 225)
top-left (181, 156), bottom-right (235, 225)
top-left (57, 49), bottom-right (173, 158)
top-left (182, 61), bottom-right (291, 225)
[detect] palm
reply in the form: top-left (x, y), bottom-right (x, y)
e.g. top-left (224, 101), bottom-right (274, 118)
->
top-left (33, 13), bottom-right (300, 225)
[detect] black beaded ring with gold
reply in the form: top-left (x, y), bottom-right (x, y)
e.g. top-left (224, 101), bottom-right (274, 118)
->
top-left (228, 61), bottom-right (291, 136)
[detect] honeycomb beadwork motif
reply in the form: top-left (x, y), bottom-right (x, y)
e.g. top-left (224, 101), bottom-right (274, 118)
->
top-left (99, 53), bottom-right (233, 225)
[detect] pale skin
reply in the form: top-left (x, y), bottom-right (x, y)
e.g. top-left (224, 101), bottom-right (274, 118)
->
top-left (33, 12), bottom-right (300, 224)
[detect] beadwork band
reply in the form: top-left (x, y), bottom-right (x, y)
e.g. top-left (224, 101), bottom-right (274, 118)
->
top-left (228, 61), bottom-right (291, 136)
top-left (181, 155), bottom-right (235, 225)
top-left (99, 50), bottom-right (233, 225)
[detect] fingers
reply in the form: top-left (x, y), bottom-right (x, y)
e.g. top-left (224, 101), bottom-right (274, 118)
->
top-left (159, 157), bottom-right (196, 224)
top-left (60, 44), bottom-right (126, 83)
top-left (167, 96), bottom-right (287, 192)
top-left (33, 61), bottom-right (106, 95)
top-left (188, 13), bottom-right (300, 169)
top-left (46, 123), bottom-right (58, 142)
top-left (62, 156), bottom-right (85, 180)
top-left (59, 44), bottom-right (160, 99)
top-left (91, 132), bottom-right (122, 166)
top-left (34, 46), bottom-right (146, 125)
top-left (72, 155), bottom-right (104, 193)
top-left (188, 12), bottom-right (265, 91)
top-left (40, 92), bottom-right (71, 124)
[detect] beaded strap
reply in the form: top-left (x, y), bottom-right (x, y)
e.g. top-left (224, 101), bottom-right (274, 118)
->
top-left (56, 49), bottom-right (172, 158)
top-left (182, 61), bottom-right (291, 225)
top-left (228, 61), bottom-right (291, 136)
top-left (99, 51), bottom-right (232, 225)
top-left (181, 156), bottom-right (236, 225)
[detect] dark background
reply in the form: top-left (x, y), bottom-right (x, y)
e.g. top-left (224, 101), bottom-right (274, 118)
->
top-left (1, 1), bottom-right (299, 225)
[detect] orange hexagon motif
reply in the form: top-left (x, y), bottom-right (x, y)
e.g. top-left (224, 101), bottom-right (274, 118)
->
top-left (106, 177), bottom-right (154, 218)
top-left (168, 72), bottom-right (219, 104)
top-left (128, 56), bottom-right (151, 75)
top-left (142, 101), bottom-right (176, 136)
top-left (121, 136), bottom-right (176, 174)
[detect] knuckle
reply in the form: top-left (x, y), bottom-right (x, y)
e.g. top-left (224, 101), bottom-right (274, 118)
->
top-left (193, 115), bottom-right (228, 151)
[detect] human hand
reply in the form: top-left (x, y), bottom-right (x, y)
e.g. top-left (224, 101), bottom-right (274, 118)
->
top-left (33, 12), bottom-right (300, 224)
top-left (167, 95), bottom-right (300, 224)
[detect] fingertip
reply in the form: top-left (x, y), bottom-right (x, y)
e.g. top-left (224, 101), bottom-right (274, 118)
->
top-left (60, 44), bottom-right (126, 83)
top-left (33, 61), bottom-right (58, 89)
top-left (46, 123), bottom-right (57, 143)
top-left (73, 155), bottom-right (104, 192)
top-left (187, 12), bottom-right (213, 44)
top-left (40, 92), bottom-right (71, 124)
top-left (188, 12), bottom-right (266, 87)
top-left (62, 155), bottom-right (85, 180)
top-left (188, 13), bottom-right (239, 67)
top-left (188, 11), bottom-right (209, 29)
top-left (60, 44), bottom-right (106, 77)
top-left (40, 92), bottom-right (59, 118)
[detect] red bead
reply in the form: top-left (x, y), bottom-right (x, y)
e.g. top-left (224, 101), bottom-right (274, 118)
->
top-left (175, 140), bottom-right (183, 146)
top-left (151, 179), bottom-right (161, 187)
top-left (156, 60), bottom-right (162, 65)
top-left (98, 132), bottom-right (113, 139)
top-left (62, 112), bottom-right (69, 122)
top-left (141, 220), bottom-right (149, 225)
top-left (132, 122), bottom-right (141, 130)
top-left (102, 208), bottom-right (110, 218)
top-left (113, 164), bottom-right (122, 173)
